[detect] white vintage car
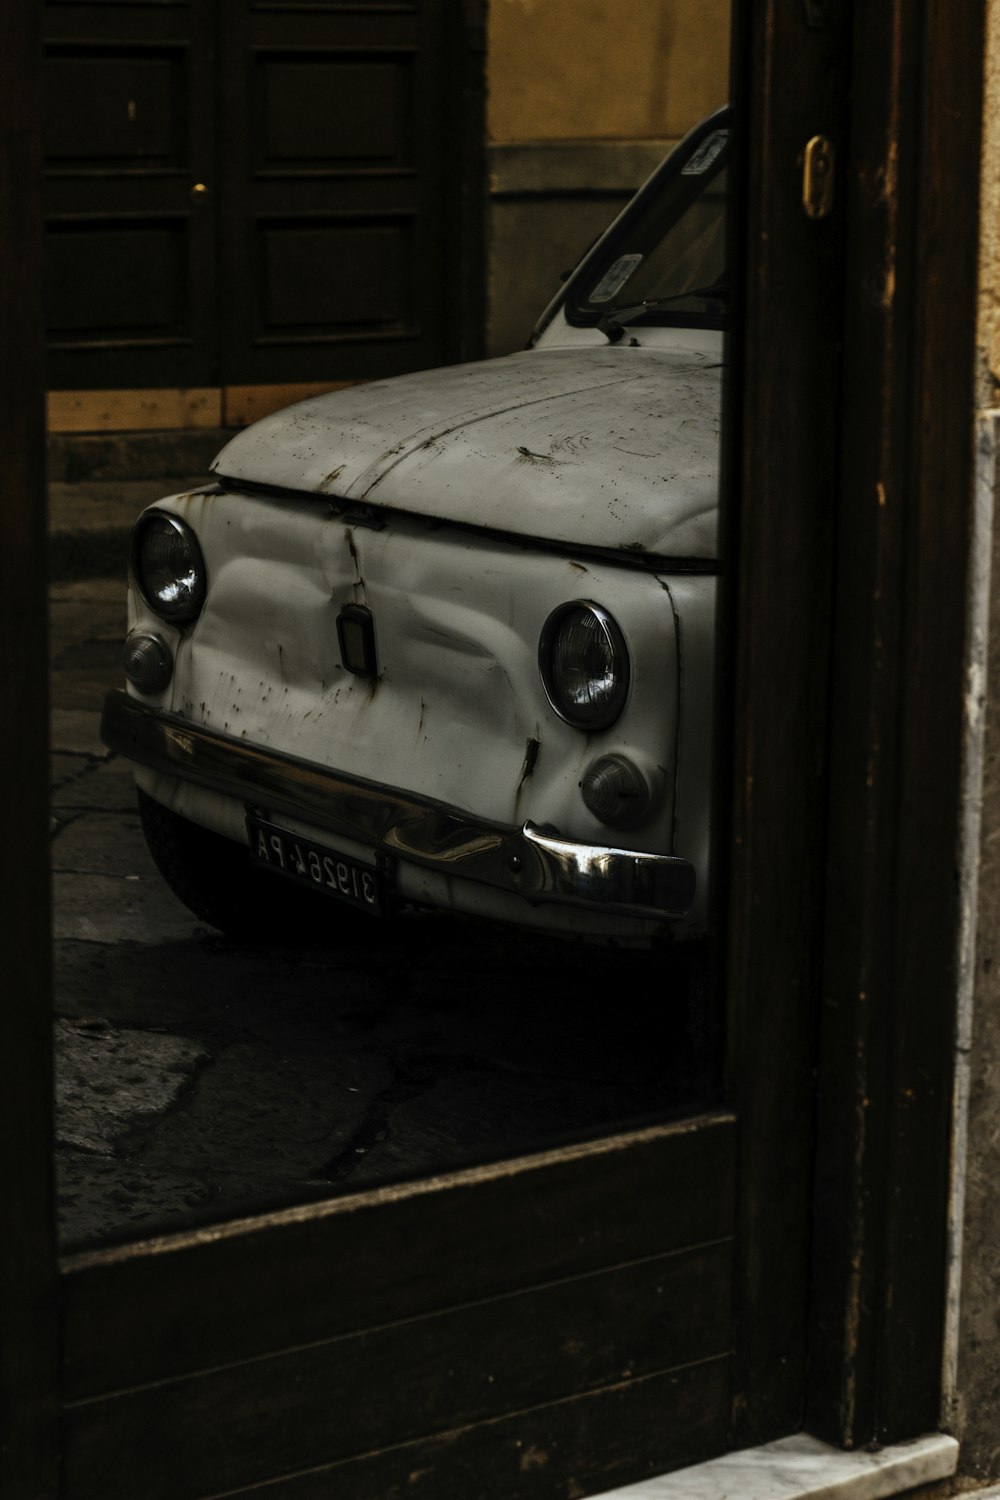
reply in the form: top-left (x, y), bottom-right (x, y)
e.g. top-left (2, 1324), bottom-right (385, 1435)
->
top-left (102, 109), bottom-right (729, 946)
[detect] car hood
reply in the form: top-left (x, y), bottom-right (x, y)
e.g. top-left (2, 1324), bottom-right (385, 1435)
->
top-left (212, 344), bottom-right (722, 560)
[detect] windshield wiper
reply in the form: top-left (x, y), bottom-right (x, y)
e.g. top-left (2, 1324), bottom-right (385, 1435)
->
top-left (597, 281), bottom-right (727, 343)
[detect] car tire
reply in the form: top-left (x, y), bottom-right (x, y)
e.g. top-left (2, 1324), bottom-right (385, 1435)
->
top-left (136, 789), bottom-right (374, 945)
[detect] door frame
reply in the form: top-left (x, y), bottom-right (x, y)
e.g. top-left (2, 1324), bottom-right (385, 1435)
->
top-left (2, 0), bottom-right (59, 1493)
top-left (805, 0), bottom-right (984, 1444)
top-left (4, 0), bottom-right (987, 1488)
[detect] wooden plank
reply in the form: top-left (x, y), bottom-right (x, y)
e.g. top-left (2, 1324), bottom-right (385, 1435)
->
top-left (722, 0), bottom-right (852, 1448)
top-left (42, 0), bottom-right (217, 389)
top-left (65, 1243), bottom-right (732, 1500)
top-left (216, 0), bottom-right (460, 383)
top-left (804, 0), bottom-right (918, 1442)
top-left (67, 1357), bottom-right (731, 1500)
top-left (806, 0), bottom-right (983, 1447)
top-left (0, 0), bottom-right (59, 1493)
top-left (47, 386), bottom-right (223, 432)
top-left (224, 380), bottom-right (358, 426)
top-left (61, 1113), bottom-right (736, 1400)
top-left (45, 382), bottom-right (364, 432)
top-left (875, 0), bottom-right (982, 1441)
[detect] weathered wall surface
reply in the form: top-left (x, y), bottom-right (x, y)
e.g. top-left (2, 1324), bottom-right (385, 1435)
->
top-left (483, 0), bottom-right (730, 354)
top-left (486, 0), bottom-right (729, 141)
top-left (976, 0), bottom-right (1000, 412)
top-left (952, 0), bottom-right (1000, 1484)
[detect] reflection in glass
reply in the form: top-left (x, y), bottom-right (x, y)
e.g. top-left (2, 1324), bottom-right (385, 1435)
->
top-left (52, 92), bottom-right (732, 1251)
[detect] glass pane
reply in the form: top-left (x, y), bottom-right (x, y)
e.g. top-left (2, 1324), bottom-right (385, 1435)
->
top-left (50, 9), bottom-right (733, 1250)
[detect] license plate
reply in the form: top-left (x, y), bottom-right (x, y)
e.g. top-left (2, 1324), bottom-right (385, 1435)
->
top-left (246, 815), bottom-right (385, 916)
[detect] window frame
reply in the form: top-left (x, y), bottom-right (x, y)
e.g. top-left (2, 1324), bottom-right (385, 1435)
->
top-left (2, 0), bottom-right (986, 1489)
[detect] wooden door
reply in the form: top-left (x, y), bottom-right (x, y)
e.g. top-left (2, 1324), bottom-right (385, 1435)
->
top-left (216, 0), bottom-right (461, 385)
top-left (42, 0), bottom-right (218, 390)
top-left (42, 0), bottom-right (476, 392)
top-left (2, 0), bottom-right (59, 1494)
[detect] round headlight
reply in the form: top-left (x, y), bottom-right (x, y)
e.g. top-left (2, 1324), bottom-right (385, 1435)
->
top-left (539, 601), bottom-right (630, 730)
top-left (132, 511), bottom-right (207, 624)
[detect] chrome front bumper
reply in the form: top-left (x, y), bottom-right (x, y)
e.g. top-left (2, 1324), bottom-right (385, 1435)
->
top-left (101, 691), bottom-right (695, 920)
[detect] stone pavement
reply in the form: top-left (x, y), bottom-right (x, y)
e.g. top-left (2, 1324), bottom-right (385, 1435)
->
top-left (50, 562), bottom-right (707, 1252)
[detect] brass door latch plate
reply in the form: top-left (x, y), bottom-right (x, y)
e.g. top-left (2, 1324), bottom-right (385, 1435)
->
top-left (802, 135), bottom-right (835, 219)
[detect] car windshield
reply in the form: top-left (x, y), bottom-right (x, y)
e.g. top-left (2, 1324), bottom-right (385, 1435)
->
top-left (565, 112), bottom-right (731, 332)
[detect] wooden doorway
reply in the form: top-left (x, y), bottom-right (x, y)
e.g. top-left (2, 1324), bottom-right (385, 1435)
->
top-left (7, 0), bottom-right (986, 1493)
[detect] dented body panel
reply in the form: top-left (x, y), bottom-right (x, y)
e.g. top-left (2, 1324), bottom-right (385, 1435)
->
top-left (119, 484), bottom-right (715, 935)
top-left (136, 487), bottom-right (683, 840)
top-left (105, 113), bottom-right (728, 942)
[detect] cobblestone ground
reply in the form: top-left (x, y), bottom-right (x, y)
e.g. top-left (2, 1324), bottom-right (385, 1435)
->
top-left (51, 578), bottom-right (710, 1250)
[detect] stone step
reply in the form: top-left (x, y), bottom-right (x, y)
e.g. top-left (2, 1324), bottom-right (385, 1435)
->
top-left (47, 477), bottom-right (210, 580)
top-left (47, 427), bottom-right (231, 483)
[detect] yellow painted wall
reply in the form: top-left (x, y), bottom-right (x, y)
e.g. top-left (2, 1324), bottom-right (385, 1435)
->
top-left (487, 0), bottom-right (730, 143)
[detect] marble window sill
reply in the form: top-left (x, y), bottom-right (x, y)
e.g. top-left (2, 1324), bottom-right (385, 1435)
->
top-left (592, 1432), bottom-right (959, 1500)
